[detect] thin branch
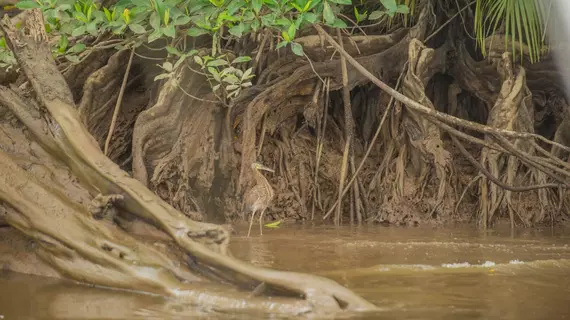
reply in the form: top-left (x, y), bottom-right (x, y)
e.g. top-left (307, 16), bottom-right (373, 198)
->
top-left (177, 83), bottom-right (219, 104)
top-left (303, 52), bottom-right (326, 85)
top-left (424, 0), bottom-right (476, 43)
top-left (252, 29), bottom-right (270, 74)
top-left (491, 133), bottom-right (570, 186)
top-left (334, 28), bottom-right (352, 225)
top-left (312, 23), bottom-right (570, 154)
top-left (323, 62), bottom-right (406, 220)
top-left (104, 47), bottom-right (135, 156)
top-left (450, 135), bottom-right (561, 192)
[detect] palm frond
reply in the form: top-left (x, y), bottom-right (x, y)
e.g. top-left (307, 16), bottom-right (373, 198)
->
top-left (474, 0), bottom-right (550, 63)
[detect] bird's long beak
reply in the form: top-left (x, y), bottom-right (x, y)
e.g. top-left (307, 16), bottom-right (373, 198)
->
top-left (258, 164), bottom-right (275, 173)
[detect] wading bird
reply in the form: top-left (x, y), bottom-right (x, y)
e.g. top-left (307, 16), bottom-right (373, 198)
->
top-left (243, 162), bottom-right (275, 237)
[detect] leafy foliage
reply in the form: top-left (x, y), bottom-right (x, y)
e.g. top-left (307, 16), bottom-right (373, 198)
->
top-left (474, 0), bottom-right (549, 63)
top-left (1, 0), bottom-right (410, 102)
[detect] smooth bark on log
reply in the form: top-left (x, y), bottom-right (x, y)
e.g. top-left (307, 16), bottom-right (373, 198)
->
top-left (0, 9), bottom-right (376, 314)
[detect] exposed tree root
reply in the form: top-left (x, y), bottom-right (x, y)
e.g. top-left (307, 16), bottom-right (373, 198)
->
top-left (226, 0), bottom-right (570, 227)
top-left (4, 0), bottom-right (570, 315)
top-left (396, 39), bottom-right (453, 217)
top-left (131, 64), bottom-right (222, 221)
top-left (477, 53), bottom-right (549, 227)
top-left (237, 3), bottom-right (431, 192)
top-left (0, 10), bottom-right (377, 315)
top-left (313, 13), bottom-right (570, 227)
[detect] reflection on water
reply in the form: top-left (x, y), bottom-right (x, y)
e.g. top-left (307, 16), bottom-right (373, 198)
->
top-left (2, 224), bottom-right (570, 319)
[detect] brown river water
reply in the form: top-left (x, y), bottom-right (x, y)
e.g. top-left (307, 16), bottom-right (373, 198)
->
top-left (1, 224), bottom-right (570, 319)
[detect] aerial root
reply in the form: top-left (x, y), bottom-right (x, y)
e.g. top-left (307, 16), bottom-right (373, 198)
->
top-left (313, 22), bottom-right (570, 226)
top-left (0, 9), bottom-right (378, 313)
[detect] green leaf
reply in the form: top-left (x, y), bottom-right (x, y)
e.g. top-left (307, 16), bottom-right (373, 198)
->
top-left (65, 55), bottom-right (80, 63)
top-left (207, 59), bottom-right (229, 67)
top-left (163, 25), bottom-right (176, 37)
top-left (87, 5), bottom-right (93, 22)
top-left (275, 17), bottom-right (290, 27)
top-left (231, 56), bottom-right (251, 64)
top-left (208, 67), bottom-right (220, 82)
top-left (154, 0), bottom-right (166, 23)
top-left (174, 15), bottom-right (191, 26)
top-left (147, 29), bottom-right (163, 42)
top-left (68, 43), bottom-right (86, 53)
top-left (173, 55), bottom-right (186, 69)
top-left (74, 11), bottom-right (88, 22)
top-left (264, 220), bottom-right (281, 228)
top-left (306, 0), bottom-right (321, 11)
top-left (71, 26), bottom-right (86, 37)
top-left (368, 10), bottom-right (385, 20)
top-left (56, 4), bottom-right (72, 11)
top-left (252, 0), bottom-right (262, 14)
top-left (290, 2), bottom-right (303, 12)
top-left (251, 19), bottom-right (260, 32)
top-left (396, 4), bottom-right (409, 14)
top-left (380, 0), bottom-right (397, 12)
top-left (233, 68), bottom-right (244, 78)
top-left (291, 42), bottom-right (303, 56)
top-left (150, 12), bottom-right (161, 30)
top-left (154, 73), bottom-right (172, 81)
top-left (162, 61), bottom-right (173, 72)
top-left (130, 0), bottom-right (150, 8)
top-left (281, 30), bottom-right (290, 42)
top-left (225, 84), bottom-right (240, 91)
top-left (129, 23), bottom-right (146, 34)
top-left (330, 18), bottom-right (347, 28)
top-left (242, 67), bottom-right (253, 80)
top-left (304, 12), bottom-right (317, 23)
top-left (187, 27), bottom-right (209, 37)
top-left (188, 2), bottom-right (206, 13)
top-left (103, 7), bottom-right (112, 21)
top-left (223, 74), bottom-right (240, 84)
top-left (227, 89), bottom-right (240, 98)
top-left (226, 0), bottom-right (245, 15)
top-left (58, 35), bottom-right (69, 53)
top-left (86, 21), bottom-right (98, 36)
top-left (228, 24), bottom-right (244, 37)
top-left (276, 40), bottom-right (288, 50)
top-left (115, 0), bottom-right (132, 9)
top-left (15, 0), bottom-right (41, 9)
top-left (209, 0), bottom-right (224, 8)
top-left (323, 1), bottom-right (335, 25)
top-left (166, 46), bottom-right (181, 56)
top-left (328, 0), bottom-right (351, 4)
top-left (112, 25), bottom-right (127, 35)
top-left (193, 55), bottom-right (203, 66)
top-left (92, 10), bottom-right (107, 22)
top-left (260, 13), bottom-right (275, 27)
top-left (287, 24), bottom-right (296, 40)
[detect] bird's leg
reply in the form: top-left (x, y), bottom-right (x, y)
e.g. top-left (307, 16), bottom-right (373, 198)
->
top-left (247, 209), bottom-right (256, 237)
top-left (259, 208), bottom-right (266, 236)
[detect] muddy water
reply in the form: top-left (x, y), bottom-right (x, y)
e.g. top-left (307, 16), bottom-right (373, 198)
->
top-left (1, 225), bottom-right (570, 319)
